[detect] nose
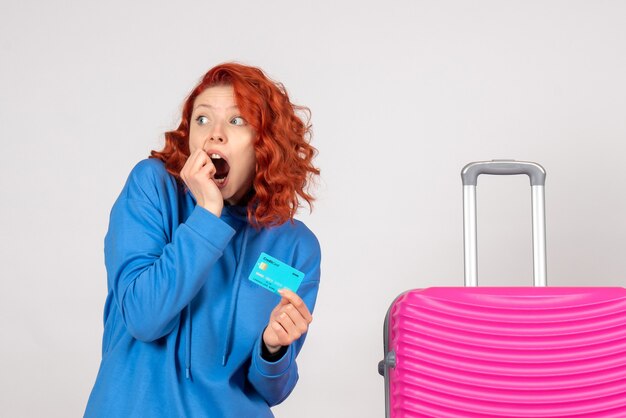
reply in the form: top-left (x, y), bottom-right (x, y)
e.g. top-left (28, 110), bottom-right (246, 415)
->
top-left (208, 122), bottom-right (227, 144)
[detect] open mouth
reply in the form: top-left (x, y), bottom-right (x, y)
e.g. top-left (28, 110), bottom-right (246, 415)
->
top-left (209, 153), bottom-right (230, 185)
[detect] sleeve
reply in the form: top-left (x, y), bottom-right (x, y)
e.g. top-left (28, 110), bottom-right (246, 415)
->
top-left (246, 229), bottom-right (321, 406)
top-left (104, 161), bottom-right (236, 342)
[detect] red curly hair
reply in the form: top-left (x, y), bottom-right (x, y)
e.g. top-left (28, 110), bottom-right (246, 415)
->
top-left (150, 62), bottom-right (320, 228)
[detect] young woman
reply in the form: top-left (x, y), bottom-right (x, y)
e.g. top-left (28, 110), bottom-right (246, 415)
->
top-left (84, 63), bottom-right (321, 417)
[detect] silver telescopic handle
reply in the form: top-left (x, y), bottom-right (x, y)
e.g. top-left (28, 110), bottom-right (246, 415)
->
top-left (461, 160), bottom-right (547, 287)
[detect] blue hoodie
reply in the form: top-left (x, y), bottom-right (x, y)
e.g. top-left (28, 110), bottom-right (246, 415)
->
top-left (84, 158), bottom-right (321, 417)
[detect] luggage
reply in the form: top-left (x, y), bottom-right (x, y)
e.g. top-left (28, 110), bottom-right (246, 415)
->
top-left (378, 160), bottom-right (626, 417)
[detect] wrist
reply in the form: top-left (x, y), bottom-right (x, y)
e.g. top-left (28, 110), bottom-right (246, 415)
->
top-left (264, 343), bottom-right (281, 354)
top-left (261, 340), bottom-right (288, 362)
top-left (262, 325), bottom-right (282, 354)
top-left (201, 204), bottom-right (222, 217)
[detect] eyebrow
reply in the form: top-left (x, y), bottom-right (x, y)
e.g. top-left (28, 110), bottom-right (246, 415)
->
top-left (193, 104), bottom-right (240, 112)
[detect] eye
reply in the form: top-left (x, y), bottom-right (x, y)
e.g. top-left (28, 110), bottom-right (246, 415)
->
top-left (230, 116), bottom-right (247, 126)
top-left (195, 115), bottom-right (209, 125)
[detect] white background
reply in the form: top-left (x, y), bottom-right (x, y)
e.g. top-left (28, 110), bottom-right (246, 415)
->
top-left (1, 1), bottom-right (626, 417)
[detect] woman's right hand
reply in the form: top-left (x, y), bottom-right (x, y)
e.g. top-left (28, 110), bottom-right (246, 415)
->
top-left (180, 139), bottom-right (224, 217)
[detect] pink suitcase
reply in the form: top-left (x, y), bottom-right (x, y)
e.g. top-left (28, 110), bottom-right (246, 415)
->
top-left (379, 161), bottom-right (626, 417)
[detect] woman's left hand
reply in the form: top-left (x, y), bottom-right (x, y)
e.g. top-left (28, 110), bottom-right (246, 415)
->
top-left (262, 289), bottom-right (313, 354)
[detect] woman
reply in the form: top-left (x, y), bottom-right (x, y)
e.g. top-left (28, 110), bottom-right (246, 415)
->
top-left (84, 63), bottom-right (321, 417)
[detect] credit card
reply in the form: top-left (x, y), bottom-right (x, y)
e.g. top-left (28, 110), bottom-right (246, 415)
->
top-left (248, 252), bottom-right (304, 294)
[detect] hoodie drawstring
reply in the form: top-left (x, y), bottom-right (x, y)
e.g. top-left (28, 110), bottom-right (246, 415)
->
top-left (221, 224), bottom-right (250, 366)
top-left (185, 304), bottom-right (192, 379)
top-left (183, 208), bottom-right (250, 379)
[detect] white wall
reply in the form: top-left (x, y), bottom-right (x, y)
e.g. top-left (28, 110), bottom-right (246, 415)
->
top-left (1, 1), bottom-right (625, 416)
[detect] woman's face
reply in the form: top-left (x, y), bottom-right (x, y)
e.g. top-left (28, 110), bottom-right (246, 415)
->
top-left (189, 85), bottom-right (256, 206)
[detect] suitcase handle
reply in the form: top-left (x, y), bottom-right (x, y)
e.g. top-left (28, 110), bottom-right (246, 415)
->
top-left (461, 160), bottom-right (547, 287)
top-left (462, 160), bottom-right (546, 186)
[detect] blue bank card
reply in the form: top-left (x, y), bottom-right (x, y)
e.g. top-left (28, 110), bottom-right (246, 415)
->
top-left (248, 252), bottom-right (305, 294)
